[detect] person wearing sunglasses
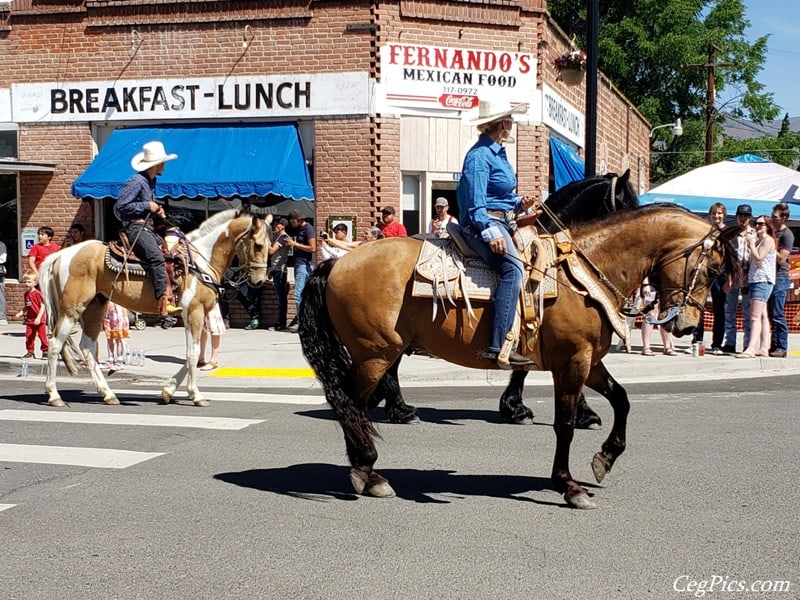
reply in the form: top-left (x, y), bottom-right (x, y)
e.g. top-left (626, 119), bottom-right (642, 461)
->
top-left (737, 216), bottom-right (777, 358)
top-left (767, 203), bottom-right (794, 357)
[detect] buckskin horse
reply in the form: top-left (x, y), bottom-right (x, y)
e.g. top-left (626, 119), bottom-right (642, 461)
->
top-left (298, 205), bottom-right (738, 509)
top-left (38, 210), bottom-right (270, 407)
top-left (378, 171), bottom-right (639, 426)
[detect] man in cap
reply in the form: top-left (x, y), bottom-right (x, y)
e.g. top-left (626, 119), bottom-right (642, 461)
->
top-left (768, 202), bottom-right (794, 357)
top-left (115, 140), bottom-right (181, 317)
top-left (380, 206), bottom-right (408, 237)
top-left (285, 210), bottom-right (317, 332)
top-left (428, 197), bottom-right (458, 238)
top-left (722, 204), bottom-right (753, 353)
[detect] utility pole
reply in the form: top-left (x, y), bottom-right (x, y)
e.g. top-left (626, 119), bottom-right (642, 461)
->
top-left (584, 0), bottom-right (599, 178)
top-left (686, 43), bottom-right (737, 165)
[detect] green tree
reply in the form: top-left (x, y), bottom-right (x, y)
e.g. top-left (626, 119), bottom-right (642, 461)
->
top-left (547, 0), bottom-right (781, 181)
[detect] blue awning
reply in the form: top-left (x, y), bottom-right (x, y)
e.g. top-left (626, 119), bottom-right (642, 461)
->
top-left (550, 136), bottom-right (585, 190)
top-left (71, 124), bottom-right (314, 201)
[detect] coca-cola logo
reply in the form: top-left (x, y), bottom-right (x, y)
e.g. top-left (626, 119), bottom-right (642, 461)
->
top-left (439, 94), bottom-right (478, 109)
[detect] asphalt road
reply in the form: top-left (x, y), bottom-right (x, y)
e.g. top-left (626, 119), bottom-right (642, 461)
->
top-left (1, 376), bottom-right (798, 600)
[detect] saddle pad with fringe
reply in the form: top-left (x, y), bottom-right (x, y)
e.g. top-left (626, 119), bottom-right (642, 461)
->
top-left (412, 236), bottom-right (560, 302)
top-left (412, 239), bottom-right (495, 302)
top-left (562, 253), bottom-right (628, 340)
top-left (105, 247), bottom-right (148, 277)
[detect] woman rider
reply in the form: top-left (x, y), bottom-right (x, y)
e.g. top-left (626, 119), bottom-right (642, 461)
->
top-left (457, 100), bottom-right (537, 369)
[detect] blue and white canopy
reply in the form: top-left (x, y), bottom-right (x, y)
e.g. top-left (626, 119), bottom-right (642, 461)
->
top-left (640, 154), bottom-right (800, 217)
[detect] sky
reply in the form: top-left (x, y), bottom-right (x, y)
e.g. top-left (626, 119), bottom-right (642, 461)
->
top-left (737, 1), bottom-right (800, 118)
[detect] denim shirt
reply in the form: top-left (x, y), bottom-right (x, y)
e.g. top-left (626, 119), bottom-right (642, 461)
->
top-left (116, 172), bottom-right (156, 222)
top-left (456, 134), bottom-right (521, 241)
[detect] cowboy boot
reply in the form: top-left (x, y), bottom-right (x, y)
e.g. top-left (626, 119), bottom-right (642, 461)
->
top-left (159, 296), bottom-right (181, 316)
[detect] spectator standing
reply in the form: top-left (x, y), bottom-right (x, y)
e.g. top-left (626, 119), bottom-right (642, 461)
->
top-left (319, 223), bottom-right (351, 260)
top-left (639, 279), bottom-right (676, 356)
top-left (737, 215), bottom-right (776, 358)
top-left (238, 282), bottom-right (263, 330)
top-left (767, 203), bottom-right (794, 357)
top-left (102, 302), bottom-right (130, 370)
top-left (428, 197), bottom-right (458, 238)
top-left (27, 226), bottom-right (59, 277)
top-left (268, 217), bottom-right (291, 331)
top-left (379, 206), bottom-right (408, 237)
top-left (693, 203), bottom-right (727, 352)
top-left (197, 303), bottom-right (226, 371)
top-left (0, 239), bottom-right (7, 325)
top-left (14, 271), bottom-right (48, 359)
top-left (62, 223), bottom-right (87, 248)
top-left (722, 204), bottom-right (753, 353)
top-left (286, 210), bottom-right (316, 333)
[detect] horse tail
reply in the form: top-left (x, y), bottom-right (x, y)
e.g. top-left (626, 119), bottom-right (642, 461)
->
top-left (38, 254), bottom-right (79, 376)
top-left (298, 260), bottom-right (379, 442)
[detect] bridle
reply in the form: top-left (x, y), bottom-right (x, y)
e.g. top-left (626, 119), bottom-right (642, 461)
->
top-left (645, 227), bottom-right (722, 325)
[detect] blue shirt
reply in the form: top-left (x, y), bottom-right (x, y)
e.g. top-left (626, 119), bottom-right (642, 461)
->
top-left (116, 172), bottom-right (156, 222)
top-left (456, 134), bottom-right (521, 241)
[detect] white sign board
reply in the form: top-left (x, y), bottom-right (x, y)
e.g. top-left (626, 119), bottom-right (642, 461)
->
top-left (0, 89), bottom-right (11, 122)
top-left (21, 227), bottom-right (37, 257)
top-left (541, 84), bottom-right (584, 147)
top-left (380, 44), bottom-right (536, 113)
top-left (11, 72), bottom-right (372, 122)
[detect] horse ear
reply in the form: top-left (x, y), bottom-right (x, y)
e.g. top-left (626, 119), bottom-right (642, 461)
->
top-left (619, 169), bottom-right (631, 184)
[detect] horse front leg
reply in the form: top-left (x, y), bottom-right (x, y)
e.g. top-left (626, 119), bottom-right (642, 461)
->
top-left (499, 370), bottom-right (534, 424)
top-left (372, 357), bottom-right (419, 424)
top-left (551, 370), bottom-right (596, 509)
top-left (584, 360), bottom-right (629, 484)
top-left (163, 307), bottom-right (205, 406)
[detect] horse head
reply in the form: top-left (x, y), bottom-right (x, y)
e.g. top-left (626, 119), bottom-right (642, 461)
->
top-left (648, 218), bottom-right (740, 336)
top-left (233, 212), bottom-right (271, 289)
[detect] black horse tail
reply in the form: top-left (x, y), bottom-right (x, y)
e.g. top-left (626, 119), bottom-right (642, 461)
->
top-left (298, 260), bottom-right (379, 443)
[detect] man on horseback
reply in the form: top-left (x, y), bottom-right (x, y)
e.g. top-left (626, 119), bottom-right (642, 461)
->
top-left (457, 100), bottom-right (537, 369)
top-left (115, 141), bottom-right (181, 317)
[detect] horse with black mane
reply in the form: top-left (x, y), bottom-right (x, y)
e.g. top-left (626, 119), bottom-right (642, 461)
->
top-left (298, 205), bottom-right (738, 509)
top-left (378, 171), bottom-right (639, 426)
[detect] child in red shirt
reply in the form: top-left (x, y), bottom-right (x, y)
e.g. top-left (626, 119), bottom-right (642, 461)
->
top-left (14, 271), bottom-right (48, 359)
top-left (27, 226), bottom-right (59, 277)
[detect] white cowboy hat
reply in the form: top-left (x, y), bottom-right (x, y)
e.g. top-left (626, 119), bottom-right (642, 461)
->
top-left (131, 141), bottom-right (178, 172)
top-left (466, 100), bottom-right (528, 127)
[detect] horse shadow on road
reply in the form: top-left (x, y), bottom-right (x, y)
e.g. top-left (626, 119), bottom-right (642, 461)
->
top-left (295, 407), bottom-right (552, 427)
top-left (214, 462), bottom-right (587, 507)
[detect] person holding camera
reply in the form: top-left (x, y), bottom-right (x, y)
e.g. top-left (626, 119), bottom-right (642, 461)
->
top-left (268, 218), bottom-right (292, 331)
top-left (737, 215), bottom-right (776, 359)
top-left (319, 223), bottom-right (351, 261)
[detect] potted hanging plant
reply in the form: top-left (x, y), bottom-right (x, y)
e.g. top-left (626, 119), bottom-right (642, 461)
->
top-left (553, 47), bottom-right (587, 86)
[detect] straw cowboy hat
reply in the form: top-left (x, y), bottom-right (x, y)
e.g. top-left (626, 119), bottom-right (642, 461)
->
top-left (131, 141), bottom-right (178, 172)
top-left (466, 100), bottom-right (528, 127)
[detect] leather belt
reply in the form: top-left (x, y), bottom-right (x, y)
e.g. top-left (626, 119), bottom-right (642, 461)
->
top-left (123, 219), bottom-right (151, 228)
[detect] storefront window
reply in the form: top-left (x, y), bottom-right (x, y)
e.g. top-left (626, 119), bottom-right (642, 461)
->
top-left (0, 127), bottom-right (17, 159)
top-left (0, 173), bottom-right (19, 279)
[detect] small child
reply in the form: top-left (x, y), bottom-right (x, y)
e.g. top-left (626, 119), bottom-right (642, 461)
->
top-left (14, 271), bottom-right (48, 359)
top-left (102, 301), bottom-right (130, 370)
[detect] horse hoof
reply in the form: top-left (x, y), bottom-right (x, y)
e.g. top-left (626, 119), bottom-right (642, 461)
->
top-left (349, 469), bottom-right (368, 494)
top-left (591, 452), bottom-right (610, 483)
top-left (566, 492), bottom-right (597, 510)
top-left (511, 416), bottom-right (534, 425)
top-left (48, 397), bottom-right (65, 407)
top-left (194, 398), bottom-right (209, 407)
top-left (367, 481), bottom-right (396, 498)
top-left (103, 396), bottom-right (120, 405)
top-left (160, 390), bottom-right (172, 405)
top-left (585, 423), bottom-right (602, 430)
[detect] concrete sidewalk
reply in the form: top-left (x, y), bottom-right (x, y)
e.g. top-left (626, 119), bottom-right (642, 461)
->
top-left (0, 321), bottom-right (798, 390)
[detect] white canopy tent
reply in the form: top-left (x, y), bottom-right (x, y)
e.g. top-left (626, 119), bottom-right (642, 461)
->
top-left (640, 154), bottom-right (800, 219)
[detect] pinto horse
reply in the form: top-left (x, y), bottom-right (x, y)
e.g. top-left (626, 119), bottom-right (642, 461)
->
top-left (379, 171), bottom-right (639, 425)
top-left (38, 210), bottom-right (270, 407)
top-left (298, 205), bottom-right (738, 509)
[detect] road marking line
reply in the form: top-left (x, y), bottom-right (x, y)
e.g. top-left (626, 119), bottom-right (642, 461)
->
top-left (113, 388), bottom-right (325, 405)
top-left (0, 444), bottom-right (163, 469)
top-left (0, 504), bottom-right (17, 513)
top-left (209, 367), bottom-right (316, 378)
top-left (0, 409), bottom-right (264, 430)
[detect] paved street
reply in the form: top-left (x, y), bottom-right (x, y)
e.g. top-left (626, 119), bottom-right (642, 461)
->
top-left (0, 364), bottom-right (798, 599)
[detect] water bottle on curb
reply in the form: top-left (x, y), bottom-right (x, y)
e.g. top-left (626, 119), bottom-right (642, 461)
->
top-left (20, 358), bottom-right (28, 378)
top-left (140, 350), bottom-right (146, 367)
top-left (691, 343), bottom-right (699, 357)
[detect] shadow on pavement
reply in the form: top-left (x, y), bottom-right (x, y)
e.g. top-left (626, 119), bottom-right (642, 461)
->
top-left (295, 406), bottom-right (552, 427)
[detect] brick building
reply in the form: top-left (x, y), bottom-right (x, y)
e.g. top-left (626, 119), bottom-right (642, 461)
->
top-left (0, 0), bottom-right (651, 324)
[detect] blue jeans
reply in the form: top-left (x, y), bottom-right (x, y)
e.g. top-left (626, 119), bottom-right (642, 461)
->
top-left (768, 273), bottom-right (790, 352)
top-left (463, 222), bottom-right (524, 352)
top-left (724, 287), bottom-right (750, 350)
top-left (293, 261), bottom-right (314, 311)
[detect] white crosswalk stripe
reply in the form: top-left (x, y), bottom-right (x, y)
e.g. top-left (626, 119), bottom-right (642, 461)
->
top-left (0, 504), bottom-right (17, 513)
top-left (0, 409), bottom-right (264, 430)
top-left (114, 388), bottom-right (325, 405)
top-left (0, 443), bottom-right (163, 469)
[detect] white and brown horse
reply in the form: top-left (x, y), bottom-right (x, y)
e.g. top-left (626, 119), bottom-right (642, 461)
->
top-left (38, 210), bottom-right (270, 407)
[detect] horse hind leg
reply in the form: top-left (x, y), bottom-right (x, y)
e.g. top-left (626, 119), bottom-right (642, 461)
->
top-left (81, 301), bottom-right (119, 405)
top-left (499, 370), bottom-right (534, 424)
top-left (45, 316), bottom-right (74, 407)
top-left (373, 357), bottom-right (419, 424)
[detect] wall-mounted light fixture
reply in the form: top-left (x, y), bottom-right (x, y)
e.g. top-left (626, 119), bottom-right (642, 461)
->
top-left (242, 24), bottom-right (255, 49)
top-left (650, 118), bottom-right (683, 138)
top-left (130, 29), bottom-right (143, 54)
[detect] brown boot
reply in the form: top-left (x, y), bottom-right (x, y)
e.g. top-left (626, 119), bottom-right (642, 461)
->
top-left (159, 296), bottom-right (182, 316)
